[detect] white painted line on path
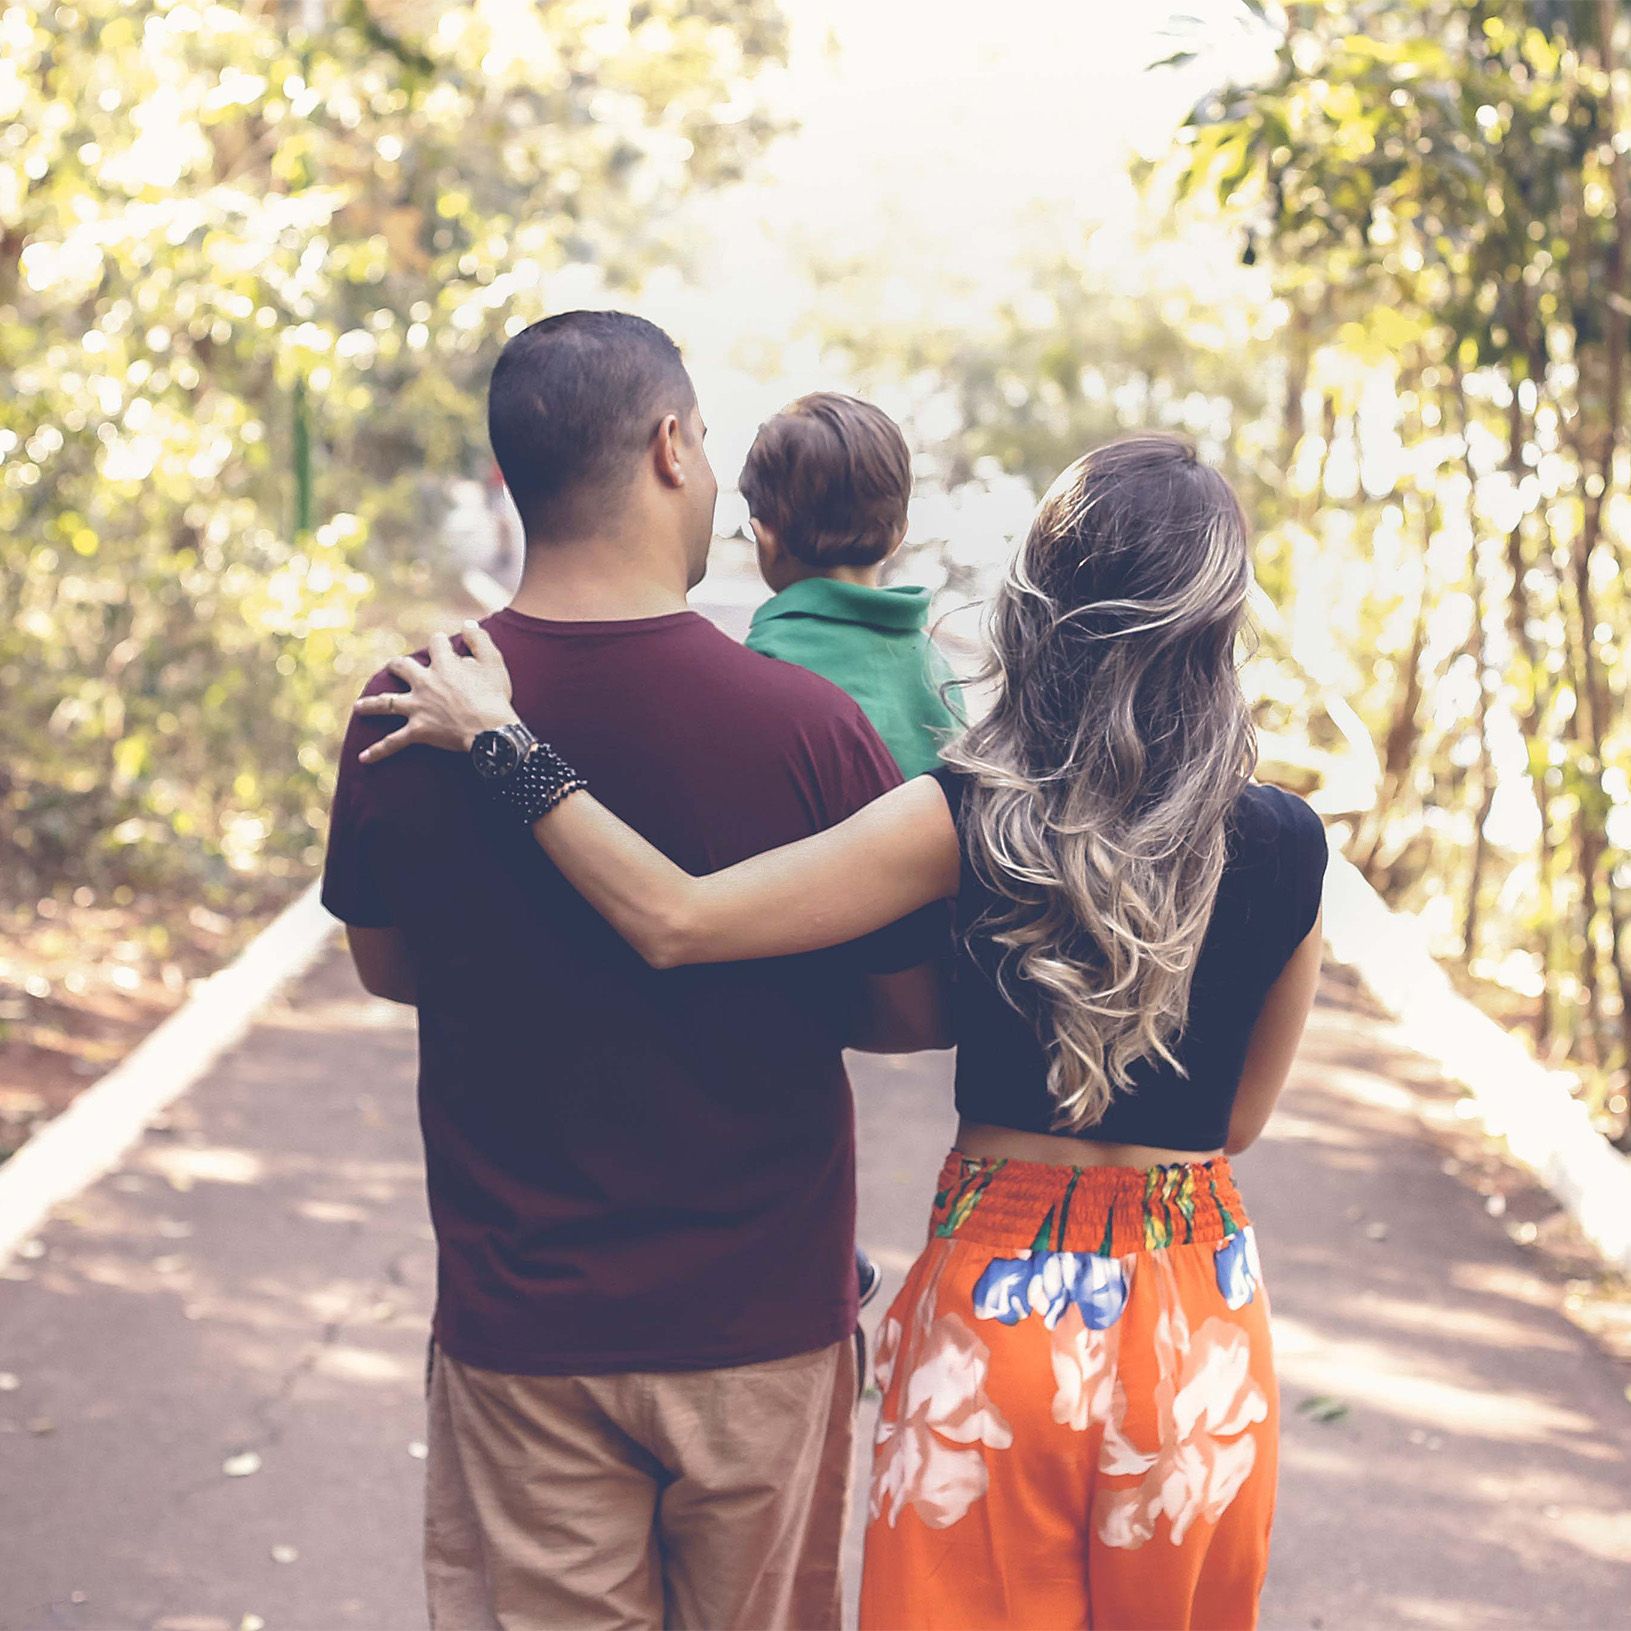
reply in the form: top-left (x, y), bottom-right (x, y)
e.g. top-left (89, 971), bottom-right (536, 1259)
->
top-left (0, 577), bottom-right (509, 1267)
top-left (1323, 850), bottom-right (1631, 1277)
top-left (0, 881), bottom-right (337, 1269)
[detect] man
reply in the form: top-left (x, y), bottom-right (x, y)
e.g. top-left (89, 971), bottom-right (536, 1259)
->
top-left (322, 311), bottom-right (947, 1631)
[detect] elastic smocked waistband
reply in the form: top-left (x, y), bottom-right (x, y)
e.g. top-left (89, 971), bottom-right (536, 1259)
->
top-left (931, 1150), bottom-right (1249, 1256)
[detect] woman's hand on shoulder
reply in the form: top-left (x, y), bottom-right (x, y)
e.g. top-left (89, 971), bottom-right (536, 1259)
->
top-left (355, 621), bottom-right (519, 763)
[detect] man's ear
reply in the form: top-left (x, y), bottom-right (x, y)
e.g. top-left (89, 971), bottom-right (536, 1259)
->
top-left (653, 413), bottom-right (687, 489)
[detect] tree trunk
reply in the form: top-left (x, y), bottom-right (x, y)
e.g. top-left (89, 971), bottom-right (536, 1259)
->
top-left (1356, 588), bottom-right (1428, 890)
top-left (1500, 290), bottom-right (1560, 1047)
top-left (1591, 0), bottom-right (1631, 1072)
top-left (1464, 544), bottom-right (1497, 963)
top-left (1445, 371), bottom-right (1497, 960)
top-left (1282, 303), bottom-right (1312, 474)
top-left (1356, 375), bottom-right (1433, 889)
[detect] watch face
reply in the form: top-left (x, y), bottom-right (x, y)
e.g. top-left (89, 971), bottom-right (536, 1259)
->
top-left (472, 728), bottom-right (522, 780)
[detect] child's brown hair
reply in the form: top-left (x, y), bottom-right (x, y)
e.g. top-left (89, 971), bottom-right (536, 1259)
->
top-left (738, 392), bottom-right (911, 568)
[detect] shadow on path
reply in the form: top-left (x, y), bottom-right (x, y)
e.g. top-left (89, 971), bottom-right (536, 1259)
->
top-left (0, 956), bottom-right (432, 1631)
top-left (843, 966), bottom-right (1631, 1631)
top-left (1, 956), bottom-right (1627, 1630)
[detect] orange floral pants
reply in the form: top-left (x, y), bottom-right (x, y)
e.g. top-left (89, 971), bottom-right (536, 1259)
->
top-left (859, 1153), bottom-right (1278, 1631)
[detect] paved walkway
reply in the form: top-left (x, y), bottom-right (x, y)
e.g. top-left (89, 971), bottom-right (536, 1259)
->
top-left (2, 949), bottom-right (1628, 1631)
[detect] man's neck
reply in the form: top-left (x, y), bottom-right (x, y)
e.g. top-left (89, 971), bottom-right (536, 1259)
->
top-left (508, 537), bottom-right (691, 623)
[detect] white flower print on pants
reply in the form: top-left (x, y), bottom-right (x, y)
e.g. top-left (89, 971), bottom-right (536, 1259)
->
top-left (869, 1242), bottom-right (1014, 1530)
top-left (1096, 1249), bottom-right (1269, 1548)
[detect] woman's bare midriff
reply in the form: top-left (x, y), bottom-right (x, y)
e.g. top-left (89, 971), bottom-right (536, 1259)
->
top-left (954, 1118), bottom-right (1222, 1171)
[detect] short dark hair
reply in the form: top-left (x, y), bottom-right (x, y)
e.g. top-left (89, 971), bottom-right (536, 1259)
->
top-left (738, 393), bottom-right (911, 568)
top-left (488, 311), bottom-right (696, 538)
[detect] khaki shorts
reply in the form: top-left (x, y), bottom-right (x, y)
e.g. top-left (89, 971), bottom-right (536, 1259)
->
top-left (424, 1339), bottom-right (857, 1631)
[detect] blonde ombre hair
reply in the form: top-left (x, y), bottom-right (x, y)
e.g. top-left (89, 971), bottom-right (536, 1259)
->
top-left (942, 433), bottom-right (1257, 1131)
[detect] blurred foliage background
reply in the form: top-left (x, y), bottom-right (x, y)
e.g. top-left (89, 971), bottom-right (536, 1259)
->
top-left (0, 0), bottom-right (786, 1149)
top-left (822, 0), bottom-right (1631, 1148)
top-left (1, 0), bottom-right (785, 909)
top-left (5, 0), bottom-right (1631, 1154)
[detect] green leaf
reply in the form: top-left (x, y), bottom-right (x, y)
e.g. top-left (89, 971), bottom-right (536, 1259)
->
top-left (1296, 1395), bottom-right (1351, 1425)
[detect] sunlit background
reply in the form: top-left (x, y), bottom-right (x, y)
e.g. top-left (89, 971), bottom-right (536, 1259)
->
top-left (4, 5), bottom-right (1631, 1626)
top-left (5, 0), bottom-right (1631, 1156)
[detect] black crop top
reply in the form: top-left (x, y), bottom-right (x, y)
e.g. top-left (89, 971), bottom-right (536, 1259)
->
top-left (931, 768), bottom-right (1327, 1151)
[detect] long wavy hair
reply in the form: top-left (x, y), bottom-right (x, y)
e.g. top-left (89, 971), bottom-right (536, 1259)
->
top-left (942, 432), bottom-right (1257, 1131)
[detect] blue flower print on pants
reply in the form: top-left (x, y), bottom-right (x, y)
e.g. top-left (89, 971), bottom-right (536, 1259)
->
top-left (1214, 1226), bottom-right (1262, 1311)
top-left (973, 1251), bottom-right (1130, 1331)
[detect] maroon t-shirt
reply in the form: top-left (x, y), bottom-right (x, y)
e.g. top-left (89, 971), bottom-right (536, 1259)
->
top-left (322, 607), bottom-right (936, 1375)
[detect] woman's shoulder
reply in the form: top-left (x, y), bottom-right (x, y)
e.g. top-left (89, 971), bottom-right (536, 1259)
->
top-left (1231, 781), bottom-right (1326, 853)
top-left (1228, 782), bottom-right (1328, 936)
top-left (925, 762), bottom-right (967, 818)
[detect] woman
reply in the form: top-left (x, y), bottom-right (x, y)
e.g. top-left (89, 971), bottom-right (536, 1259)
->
top-left (362, 432), bottom-right (1326, 1630)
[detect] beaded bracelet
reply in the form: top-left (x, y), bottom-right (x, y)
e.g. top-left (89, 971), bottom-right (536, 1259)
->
top-left (499, 740), bottom-right (589, 826)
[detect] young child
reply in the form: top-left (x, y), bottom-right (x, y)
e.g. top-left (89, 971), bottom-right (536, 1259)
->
top-left (739, 393), bottom-right (957, 780)
top-left (739, 392), bottom-right (957, 1310)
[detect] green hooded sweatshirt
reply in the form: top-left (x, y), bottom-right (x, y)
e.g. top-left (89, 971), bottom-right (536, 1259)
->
top-left (745, 578), bottom-right (959, 779)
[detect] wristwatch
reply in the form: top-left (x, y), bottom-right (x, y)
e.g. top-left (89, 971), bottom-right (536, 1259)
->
top-left (470, 720), bottom-right (590, 824)
top-left (470, 721), bottom-right (537, 783)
